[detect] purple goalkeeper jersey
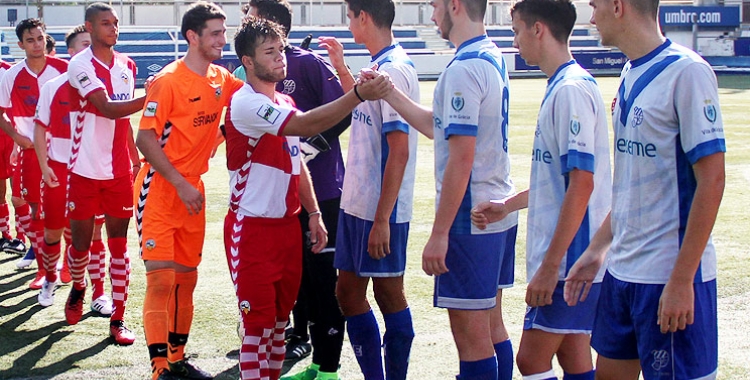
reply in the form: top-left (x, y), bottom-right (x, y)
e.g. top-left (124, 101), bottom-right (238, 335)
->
top-left (275, 46), bottom-right (346, 202)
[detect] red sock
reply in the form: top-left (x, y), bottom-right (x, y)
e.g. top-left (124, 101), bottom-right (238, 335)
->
top-left (0, 202), bottom-right (11, 240)
top-left (42, 240), bottom-right (61, 283)
top-left (68, 244), bottom-right (90, 290)
top-left (88, 239), bottom-right (106, 299)
top-left (108, 237), bottom-right (130, 322)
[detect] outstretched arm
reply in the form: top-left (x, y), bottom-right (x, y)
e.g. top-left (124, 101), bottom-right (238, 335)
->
top-left (87, 90), bottom-right (146, 120)
top-left (382, 88), bottom-right (434, 139)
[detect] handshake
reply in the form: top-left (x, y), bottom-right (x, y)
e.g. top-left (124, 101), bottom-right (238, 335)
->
top-left (352, 67), bottom-right (395, 102)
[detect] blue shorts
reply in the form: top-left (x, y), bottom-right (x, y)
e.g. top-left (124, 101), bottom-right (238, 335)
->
top-left (434, 227), bottom-right (517, 310)
top-left (334, 210), bottom-right (409, 277)
top-left (592, 271), bottom-right (717, 380)
top-left (524, 281), bottom-right (601, 334)
top-left (497, 226), bottom-right (516, 289)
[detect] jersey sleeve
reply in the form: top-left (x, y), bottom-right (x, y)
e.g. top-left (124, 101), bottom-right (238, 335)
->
top-left (312, 55), bottom-right (345, 105)
top-left (34, 81), bottom-right (54, 128)
top-left (554, 82), bottom-right (598, 174)
top-left (230, 91), bottom-right (296, 138)
top-left (440, 64), bottom-right (481, 139)
top-left (68, 57), bottom-right (105, 99)
top-left (673, 62), bottom-right (726, 164)
top-left (0, 71), bottom-right (12, 110)
top-left (139, 74), bottom-right (174, 136)
top-left (380, 65), bottom-right (411, 135)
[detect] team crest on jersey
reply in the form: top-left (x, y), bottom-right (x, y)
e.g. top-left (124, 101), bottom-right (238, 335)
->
top-left (632, 106), bottom-right (644, 127)
top-left (451, 93), bottom-right (465, 112)
top-left (21, 188), bottom-right (28, 196)
top-left (67, 201), bottom-right (75, 212)
top-left (144, 101), bottom-right (158, 117)
top-left (76, 72), bottom-right (92, 88)
top-left (650, 350), bottom-right (670, 371)
top-left (257, 104), bottom-right (281, 124)
top-left (214, 86), bottom-right (222, 99)
top-left (703, 101), bottom-right (717, 123)
top-left (121, 73), bottom-right (129, 85)
top-left (239, 300), bottom-right (251, 314)
top-left (569, 117), bottom-right (581, 136)
top-left (145, 239), bottom-right (156, 250)
top-left (282, 79), bottom-right (296, 95)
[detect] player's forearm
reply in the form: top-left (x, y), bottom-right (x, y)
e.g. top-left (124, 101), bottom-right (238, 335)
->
top-left (298, 161), bottom-right (319, 213)
top-left (373, 135), bottom-right (409, 224)
top-left (95, 95), bottom-right (146, 120)
top-left (495, 189), bottom-right (529, 214)
top-left (136, 129), bottom-right (186, 188)
top-left (669, 153), bottom-right (725, 284)
top-left (432, 137), bottom-right (475, 235)
top-left (33, 124), bottom-right (50, 172)
top-left (285, 91), bottom-right (361, 137)
top-left (0, 112), bottom-right (19, 141)
top-left (383, 89), bottom-right (433, 139)
top-left (543, 171), bottom-right (594, 270)
top-left (127, 126), bottom-right (140, 166)
top-left (583, 211), bottom-right (613, 261)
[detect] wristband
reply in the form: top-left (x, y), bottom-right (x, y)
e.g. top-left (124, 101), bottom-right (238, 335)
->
top-left (308, 210), bottom-right (321, 217)
top-left (353, 85), bottom-right (365, 103)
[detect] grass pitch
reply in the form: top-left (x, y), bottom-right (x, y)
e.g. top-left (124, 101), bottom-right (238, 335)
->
top-left (1, 77), bottom-right (749, 379)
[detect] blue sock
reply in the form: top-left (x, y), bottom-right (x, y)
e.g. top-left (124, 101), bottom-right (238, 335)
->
top-left (494, 339), bottom-right (513, 380)
top-left (383, 307), bottom-right (414, 380)
top-left (459, 356), bottom-right (498, 380)
top-left (346, 310), bottom-right (384, 380)
top-left (563, 370), bottom-right (595, 380)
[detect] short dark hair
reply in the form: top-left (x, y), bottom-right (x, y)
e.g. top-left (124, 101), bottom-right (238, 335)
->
top-left (234, 15), bottom-right (286, 60)
top-left (15, 18), bottom-right (45, 40)
top-left (85, 2), bottom-right (115, 23)
top-left (181, 1), bottom-right (228, 43)
top-left (65, 25), bottom-right (88, 48)
top-left (511, 0), bottom-right (576, 43)
top-left (450, 0), bottom-right (487, 22)
top-left (247, 0), bottom-right (293, 37)
top-left (345, 0), bottom-right (395, 29)
top-left (628, 0), bottom-right (659, 19)
top-left (45, 34), bottom-right (56, 54)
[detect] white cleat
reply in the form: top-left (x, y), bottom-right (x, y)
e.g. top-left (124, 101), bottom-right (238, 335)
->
top-left (38, 280), bottom-right (56, 307)
top-left (90, 295), bottom-right (113, 316)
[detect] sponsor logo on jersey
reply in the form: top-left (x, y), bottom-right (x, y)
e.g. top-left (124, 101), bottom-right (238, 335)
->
top-left (352, 108), bottom-right (372, 126)
top-left (532, 148), bottom-right (553, 164)
top-left (240, 300), bottom-right (251, 314)
top-left (650, 349), bottom-right (670, 371)
top-left (282, 79), bottom-right (296, 95)
top-left (24, 95), bottom-right (38, 107)
top-left (616, 138), bottom-right (657, 157)
top-left (703, 101), bottom-right (717, 123)
top-left (110, 93), bottom-right (131, 101)
top-left (632, 106), bottom-right (644, 127)
top-left (145, 238), bottom-right (156, 250)
top-left (283, 141), bottom-right (300, 157)
top-left (451, 92), bottom-right (465, 112)
top-left (144, 101), bottom-right (157, 117)
top-left (257, 104), bottom-right (281, 124)
top-left (569, 117), bottom-right (581, 136)
top-left (194, 111), bottom-right (219, 127)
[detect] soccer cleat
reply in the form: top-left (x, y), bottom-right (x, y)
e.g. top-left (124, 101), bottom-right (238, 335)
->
top-left (38, 279), bottom-right (56, 307)
top-left (154, 369), bottom-right (182, 380)
top-left (59, 261), bottom-right (72, 283)
top-left (168, 358), bottom-right (212, 380)
top-left (314, 371), bottom-right (342, 380)
top-left (65, 286), bottom-right (86, 325)
top-left (91, 295), bottom-right (113, 316)
top-left (280, 363), bottom-right (318, 380)
top-left (110, 320), bottom-right (136, 345)
top-left (3, 238), bottom-right (27, 255)
top-left (29, 271), bottom-right (46, 290)
top-left (285, 335), bottom-right (312, 360)
top-left (16, 247), bottom-right (35, 268)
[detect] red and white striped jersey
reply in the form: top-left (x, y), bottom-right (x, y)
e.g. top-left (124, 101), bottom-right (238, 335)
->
top-left (0, 60), bottom-right (10, 76)
top-left (68, 48), bottom-right (136, 180)
top-left (225, 84), bottom-right (301, 219)
top-left (34, 74), bottom-right (74, 164)
top-left (0, 56), bottom-right (68, 140)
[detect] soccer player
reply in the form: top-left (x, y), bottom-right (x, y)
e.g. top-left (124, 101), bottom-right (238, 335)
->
top-left (135, 2), bottom-right (245, 379)
top-left (563, 0), bottom-right (725, 378)
top-left (471, 0), bottom-right (611, 379)
top-left (0, 18), bottom-right (68, 290)
top-left (318, 1), bottom-right (419, 379)
top-left (65, 2), bottom-right (144, 345)
top-left (381, 0), bottom-right (517, 378)
top-left (236, 1), bottom-right (350, 378)
top-left (0, 59), bottom-right (29, 257)
top-left (226, 16), bottom-right (391, 380)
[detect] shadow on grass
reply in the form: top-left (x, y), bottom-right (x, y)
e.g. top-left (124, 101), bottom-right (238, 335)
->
top-left (0, 271), bottom-right (35, 299)
top-left (216, 350), bottom-right (301, 379)
top-left (0, 335), bottom-right (112, 380)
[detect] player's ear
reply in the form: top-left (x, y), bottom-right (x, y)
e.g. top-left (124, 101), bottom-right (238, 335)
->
top-left (241, 55), bottom-right (253, 72)
top-left (185, 29), bottom-right (198, 46)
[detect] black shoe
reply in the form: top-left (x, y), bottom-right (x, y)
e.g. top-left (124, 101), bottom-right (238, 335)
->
top-left (154, 369), bottom-right (182, 380)
top-left (169, 358), bottom-right (213, 379)
top-left (2, 237), bottom-right (27, 254)
top-left (284, 335), bottom-right (312, 360)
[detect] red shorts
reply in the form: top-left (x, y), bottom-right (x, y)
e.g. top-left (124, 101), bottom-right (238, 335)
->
top-left (224, 212), bottom-right (302, 326)
top-left (12, 148), bottom-right (42, 204)
top-left (42, 160), bottom-right (69, 230)
top-left (67, 172), bottom-right (133, 220)
top-left (0, 134), bottom-right (13, 180)
top-left (136, 169), bottom-right (206, 268)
